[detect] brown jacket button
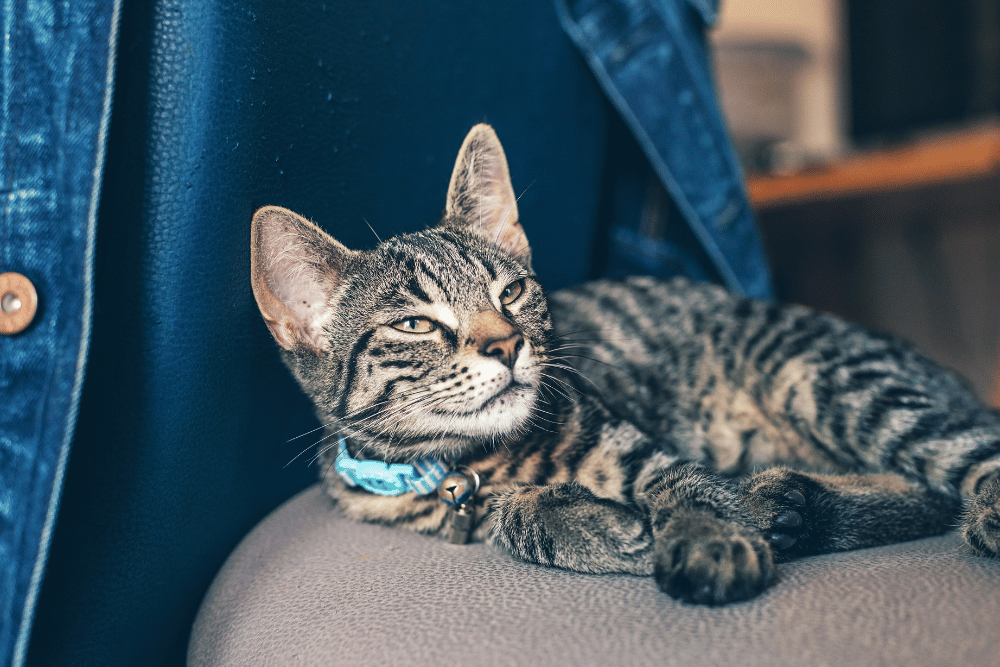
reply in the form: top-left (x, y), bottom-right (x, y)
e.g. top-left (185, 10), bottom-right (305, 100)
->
top-left (0, 272), bottom-right (38, 335)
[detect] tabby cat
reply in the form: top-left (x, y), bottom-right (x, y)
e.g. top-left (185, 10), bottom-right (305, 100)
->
top-left (250, 124), bottom-right (1000, 605)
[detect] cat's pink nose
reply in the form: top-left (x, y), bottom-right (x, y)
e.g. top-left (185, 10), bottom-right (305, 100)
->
top-left (482, 332), bottom-right (524, 369)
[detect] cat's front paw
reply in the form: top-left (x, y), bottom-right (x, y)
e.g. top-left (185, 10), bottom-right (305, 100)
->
top-left (654, 512), bottom-right (773, 605)
top-left (963, 474), bottom-right (1000, 557)
top-left (739, 468), bottom-right (824, 560)
top-left (488, 482), bottom-right (654, 574)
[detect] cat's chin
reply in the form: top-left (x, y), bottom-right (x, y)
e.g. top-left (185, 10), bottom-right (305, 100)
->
top-left (447, 383), bottom-right (538, 438)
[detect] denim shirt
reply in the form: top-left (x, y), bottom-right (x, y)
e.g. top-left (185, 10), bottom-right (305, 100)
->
top-left (0, 2), bottom-right (119, 665)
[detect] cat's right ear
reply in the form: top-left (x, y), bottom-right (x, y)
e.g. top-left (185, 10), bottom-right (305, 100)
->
top-left (250, 206), bottom-right (356, 354)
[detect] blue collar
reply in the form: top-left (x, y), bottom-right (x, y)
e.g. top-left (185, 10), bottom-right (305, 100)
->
top-left (334, 438), bottom-right (451, 496)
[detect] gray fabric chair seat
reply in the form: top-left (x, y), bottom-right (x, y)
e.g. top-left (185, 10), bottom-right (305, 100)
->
top-left (189, 485), bottom-right (1000, 666)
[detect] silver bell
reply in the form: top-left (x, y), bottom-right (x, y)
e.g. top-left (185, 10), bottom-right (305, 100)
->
top-left (437, 472), bottom-right (474, 506)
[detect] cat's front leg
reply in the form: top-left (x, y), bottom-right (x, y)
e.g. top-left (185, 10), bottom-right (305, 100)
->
top-left (486, 467), bottom-right (773, 604)
top-left (486, 482), bottom-right (655, 575)
top-left (739, 468), bottom-right (961, 559)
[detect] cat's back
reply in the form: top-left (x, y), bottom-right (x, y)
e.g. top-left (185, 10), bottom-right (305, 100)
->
top-left (547, 276), bottom-right (758, 436)
top-left (547, 276), bottom-right (983, 468)
top-left (548, 275), bottom-right (785, 383)
top-left (550, 275), bottom-right (742, 349)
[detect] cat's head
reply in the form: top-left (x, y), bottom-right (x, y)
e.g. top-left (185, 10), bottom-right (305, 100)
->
top-left (251, 125), bottom-right (552, 461)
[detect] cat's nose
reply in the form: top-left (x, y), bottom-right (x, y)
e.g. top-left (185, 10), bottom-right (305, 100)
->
top-left (482, 332), bottom-right (524, 369)
top-left (470, 308), bottom-right (524, 368)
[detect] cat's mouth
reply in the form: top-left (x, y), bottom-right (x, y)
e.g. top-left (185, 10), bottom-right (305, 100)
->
top-left (443, 380), bottom-right (533, 417)
top-left (477, 380), bottom-right (532, 411)
top-left (368, 367), bottom-right (541, 446)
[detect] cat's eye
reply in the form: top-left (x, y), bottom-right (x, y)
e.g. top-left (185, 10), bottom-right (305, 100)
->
top-left (390, 317), bottom-right (436, 333)
top-left (500, 280), bottom-right (524, 305)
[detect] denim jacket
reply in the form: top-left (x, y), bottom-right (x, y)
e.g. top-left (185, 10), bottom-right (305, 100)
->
top-left (0, 2), bottom-right (120, 665)
top-left (559, 0), bottom-right (773, 299)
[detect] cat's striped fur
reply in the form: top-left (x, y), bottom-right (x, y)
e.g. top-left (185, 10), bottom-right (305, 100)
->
top-left (251, 124), bottom-right (1000, 605)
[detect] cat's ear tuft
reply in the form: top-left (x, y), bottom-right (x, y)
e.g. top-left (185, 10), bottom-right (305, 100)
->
top-left (250, 206), bottom-right (356, 354)
top-left (443, 124), bottom-right (531, 267)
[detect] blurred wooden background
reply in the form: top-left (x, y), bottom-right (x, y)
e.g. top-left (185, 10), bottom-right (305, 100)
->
top-left (750, 121), bottom-right (1000, 407)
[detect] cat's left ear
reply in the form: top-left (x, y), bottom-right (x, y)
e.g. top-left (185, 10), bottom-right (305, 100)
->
top-left (442, 124), bottom-right (531, 267)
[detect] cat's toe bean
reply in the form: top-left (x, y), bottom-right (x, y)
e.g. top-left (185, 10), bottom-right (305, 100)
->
top-left (768, 532), bottom-right (798, 550)
top-left (692, 584), bottom-right (715, 605)
top-left (784, 490), bottom-right (806, 506)
top-left (773, 510), bottom-right (802, 528)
